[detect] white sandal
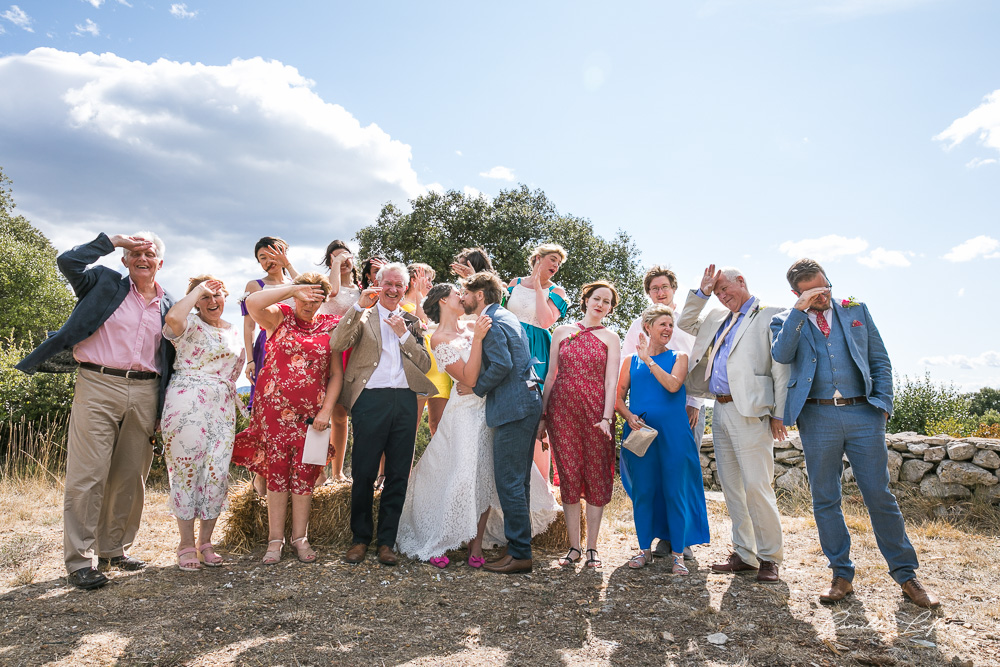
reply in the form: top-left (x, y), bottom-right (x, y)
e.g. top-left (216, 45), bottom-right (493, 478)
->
top-left (291, 536), bottom-right (317, 564)
top-left (262, 539), bottom-right (284, 565)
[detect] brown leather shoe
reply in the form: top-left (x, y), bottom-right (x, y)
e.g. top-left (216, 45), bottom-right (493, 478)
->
top-left (756, 560), bottom-right (780, 583)
top-left (486, 546), bottom-right (508, 564)
top-left (819, 576), bottom-right (854, 603)
top-left (483, 555), bottom-right (532, 574)
top-left (710, 552), bottom-right (758, 574)
top-left (901, 578), bottom-right (940, 609)
top-left (344, 543), bottom-right (368, 564)
top-left (377, 545), bottom-right (398, 566)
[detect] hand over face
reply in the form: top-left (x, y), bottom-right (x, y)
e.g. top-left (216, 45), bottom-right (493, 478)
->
top-left (450, 262), bottom-right (474, 279)
top-left (793, 286), bottom-right (831, 312)
top-left (112, 235), bottom-right (155, 253)
top-left (358, 287), bottom-right (381, 308)
top-left (293, 284), bottom-right (326, 302)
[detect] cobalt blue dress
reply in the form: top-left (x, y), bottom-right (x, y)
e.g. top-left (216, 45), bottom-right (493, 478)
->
top-left (620, 350), bottom-right (710, 552)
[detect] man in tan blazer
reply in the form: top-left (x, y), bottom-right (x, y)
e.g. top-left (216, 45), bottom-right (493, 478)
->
top-left (330, 262), bottom-right (435, 566)
top-left (678, 264), bottom-right (789, 583)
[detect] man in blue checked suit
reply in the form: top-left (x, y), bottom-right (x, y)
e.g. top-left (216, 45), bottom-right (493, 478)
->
top-left (771, 258), bottom-right (939, 609)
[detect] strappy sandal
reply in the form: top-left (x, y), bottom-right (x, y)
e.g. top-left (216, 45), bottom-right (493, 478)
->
top-left (291, 536), bottom-right (317, 564)
top-left (672, 554), bottom-right (690, 576)
top-left (373, 474), bottom-right (385, 491)
top-left (559, 547), bottom-right (583, 567)
top-left (177, 547), bottom-right (202, 572)
top-left (198, 543), bottom-right (223, 567)
top-left (262, 539), bottom-right (284, 564)
top-left (628, 552), bottom-right (650, 569)
top-left (585, 549), bottom-right (602, 569)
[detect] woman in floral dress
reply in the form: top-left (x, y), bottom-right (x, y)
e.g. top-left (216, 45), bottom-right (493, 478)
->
top-left (232, 273), bottom-right (343, 565)
top-left (162, 276), bottom-right (245, 571)
top-left (538, 281), bottom-right (621, 569)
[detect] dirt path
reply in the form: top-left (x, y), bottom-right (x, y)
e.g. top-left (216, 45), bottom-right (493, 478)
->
top-left (1, 479), bottom-right (997, 666)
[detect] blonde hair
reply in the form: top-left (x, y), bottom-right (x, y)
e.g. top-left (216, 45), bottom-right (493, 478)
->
top-left (529, 243), bottom-right (568, 268)
top-left (293, 272), bottom-right (333, 297)
top-left (186, 274), bottom-right (228, 295)
top-left (641, 304), bottom-right (674, 334)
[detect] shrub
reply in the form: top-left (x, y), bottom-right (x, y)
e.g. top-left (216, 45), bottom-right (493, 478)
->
top-left (968, 387), bottom-right (1000, 417)
top-left (0, 335), bottom-right (75, 453)
top-left (888, 372), bottom-right (971, 436)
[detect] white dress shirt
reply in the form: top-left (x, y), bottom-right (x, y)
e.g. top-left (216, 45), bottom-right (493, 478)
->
top-left (356, 301), bottom-right (412, 389)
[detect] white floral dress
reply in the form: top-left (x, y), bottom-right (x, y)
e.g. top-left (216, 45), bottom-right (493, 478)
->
top-left (161, 314), bottom-right (245, 520)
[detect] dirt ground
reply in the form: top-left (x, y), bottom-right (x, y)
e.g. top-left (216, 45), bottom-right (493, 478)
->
top-left (1, 477), bottom-right (998, 667)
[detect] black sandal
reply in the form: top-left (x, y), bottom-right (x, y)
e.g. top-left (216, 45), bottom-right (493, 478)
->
top-left (559, 547), bottom-right (582, 567)
top-left (585, 549), bottom-right (602, 568)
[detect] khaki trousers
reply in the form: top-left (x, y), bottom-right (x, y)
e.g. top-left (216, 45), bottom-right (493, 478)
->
top-left (712, 401), bottom-right (784, 566)
top-left (64, 369), bottom-right (157, 573)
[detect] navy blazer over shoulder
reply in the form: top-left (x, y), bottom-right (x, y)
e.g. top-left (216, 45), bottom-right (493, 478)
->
top-left (472, 303), bottom-right (540, 428)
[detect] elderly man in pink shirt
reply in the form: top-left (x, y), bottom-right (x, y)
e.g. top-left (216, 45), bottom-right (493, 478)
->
top-left (18, 232), bottom-right (176, 590)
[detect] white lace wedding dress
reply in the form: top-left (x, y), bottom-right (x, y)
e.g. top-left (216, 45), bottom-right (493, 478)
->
top-left (396, 333), bottom-right (560, 561)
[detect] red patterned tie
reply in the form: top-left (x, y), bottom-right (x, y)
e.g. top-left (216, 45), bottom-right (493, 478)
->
top-left (811, 309), bottom-right (830, 338)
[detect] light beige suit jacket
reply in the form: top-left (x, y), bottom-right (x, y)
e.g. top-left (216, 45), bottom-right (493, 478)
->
top-left (677, 290), bottom-right (789, 420)
top-left (329, 304), bottom-right (436, 410)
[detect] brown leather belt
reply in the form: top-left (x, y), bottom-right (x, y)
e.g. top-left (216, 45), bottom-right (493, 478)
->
top-left (79, 362), bottom-right (160, 380)
top-left (715, 394), bottom-right (734, 404)
top-left (805, 396), bottom-right (866, 406)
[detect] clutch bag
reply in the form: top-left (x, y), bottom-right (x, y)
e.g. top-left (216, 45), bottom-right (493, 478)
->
top-left (622, 414), bottom-right (657, 457)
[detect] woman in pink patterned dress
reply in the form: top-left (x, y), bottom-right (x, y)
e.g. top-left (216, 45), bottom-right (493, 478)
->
top-left (162, 276), bottom-right (245, 571)
top-left (232, 273), bottom-right (343, 565)
top-left (538, 281), bottom-right (621, 569)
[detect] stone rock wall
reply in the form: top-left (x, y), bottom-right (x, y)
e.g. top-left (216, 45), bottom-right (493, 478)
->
top-left (698, 431), bottom-right (1000, 503)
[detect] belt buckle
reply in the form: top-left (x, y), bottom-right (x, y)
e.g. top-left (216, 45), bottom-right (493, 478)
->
top-left (832, 397), bottom-right (846, 407)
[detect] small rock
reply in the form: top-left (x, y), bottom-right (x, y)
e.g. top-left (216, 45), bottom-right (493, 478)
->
top-left (907, 443), bottom-right (929, 456)
top-left (946, 442), bottom-right (977, 461)
top-left (661, 631), bottom-right (675, 642)
top-left (889, 440), bottom-right (910, 452)
top-left (923, 446), bottom-right (946, 463)
top-left (964, 437), bottom-right (1000, 452)
top-left (886, 449), bottom-right (902, 482)
top-left (842, 467), bottom-right (855, 484)
top-left (775, 449), bottom-right (802, 462)
top-left (920, 475), bottom-right (972, 499)
top-left (972, 448), bottom-right (1000, 470)
top-left (707, 633), bottom-right (728, 645)
top-left (776, 466), bottom-right (807, 490)
top-left (938, 460), bottom-right (998, 486)
top-left (924, 435), bottom-right (953, 446)
top-left (900, 459), bottom-right (934, 483)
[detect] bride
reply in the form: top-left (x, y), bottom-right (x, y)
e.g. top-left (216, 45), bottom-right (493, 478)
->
top-left (396, 283), bottom-right (559, 568)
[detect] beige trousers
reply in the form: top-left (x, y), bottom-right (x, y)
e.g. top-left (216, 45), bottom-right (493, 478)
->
top-left (712, 401), bottom-right (784, 566)
top-left (64, 369), bottom-right (157, 573)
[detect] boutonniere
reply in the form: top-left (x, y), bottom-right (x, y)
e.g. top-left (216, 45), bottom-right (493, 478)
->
top-left (851, 320), bottom-right (864, 328)
top-left (751, 304), bottom-right (761, 316)
top-left (841, 296), bottom-right (861, 308)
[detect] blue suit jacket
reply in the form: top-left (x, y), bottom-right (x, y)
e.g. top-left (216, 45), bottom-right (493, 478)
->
top-left (472, 303), bottom-right (540, 428)
top-left (16, 233), bottom-right (176, 416)
top-left (770, 301), bottom-right (893, 425)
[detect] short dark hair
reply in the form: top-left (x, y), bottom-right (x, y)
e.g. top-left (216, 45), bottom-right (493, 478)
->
top-left (319, 239), bottom-right (359, 286)
top-left (786, 258), bottom-right (827, 292)
top-left (454, 247), bottom-right (494, 274)
top-left (579, 280), bottom-right (619, 312)
top-left (462, 271), bottom-right (505, 306)
top-left (643, 265), bottom-right (677, 294)
top-left (423, 283), bottom-right (455, 324)
top-left (254, 237), bottom-right (288, 257)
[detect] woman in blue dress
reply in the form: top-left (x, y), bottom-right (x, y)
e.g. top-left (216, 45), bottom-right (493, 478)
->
top-left (616, 304), bottom-right (710, 574)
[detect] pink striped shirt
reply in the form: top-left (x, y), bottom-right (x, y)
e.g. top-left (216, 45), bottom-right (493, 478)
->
top-left (74, 279), bottom-right (165, 373)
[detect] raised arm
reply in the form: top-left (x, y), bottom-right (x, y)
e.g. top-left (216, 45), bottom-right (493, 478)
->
top-left (57, 233), bottom-right (150, 297)
top-left (164, 280), bottom-right (222, 338)
top-left (241, 280), bottom-right (263, 381)
top-left (245, 283), bottom-right (323, 336)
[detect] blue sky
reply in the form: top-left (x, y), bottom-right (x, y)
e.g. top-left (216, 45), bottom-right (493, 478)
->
top-left (2, 1), bottom-right (998, 390)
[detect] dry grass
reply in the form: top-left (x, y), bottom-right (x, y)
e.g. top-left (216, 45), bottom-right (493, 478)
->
top-left (0, 413), bottom-right (69, 482)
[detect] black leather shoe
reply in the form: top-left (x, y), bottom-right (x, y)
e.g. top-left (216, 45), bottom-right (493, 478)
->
top-left (98, 554), bottom-right (146, 571)
top-left (67, 567), bottom-right (108, 590)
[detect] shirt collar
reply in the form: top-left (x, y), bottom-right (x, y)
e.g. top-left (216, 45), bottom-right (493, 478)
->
top-left (376, 301), bottom-right (401, 319)
top-left (738, 296), bottom-right (756, 316)
top-left (128, 277), bottom-right (164, 301)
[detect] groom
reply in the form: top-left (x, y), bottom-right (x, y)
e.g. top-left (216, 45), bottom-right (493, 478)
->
top-left (460, 271), bottom-right (541, 574)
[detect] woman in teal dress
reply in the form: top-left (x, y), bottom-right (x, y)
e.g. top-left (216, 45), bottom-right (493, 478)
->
top-left (616, 304), bottom-right (710, 574)
top-left (505, 243), bottom-right (569, 481)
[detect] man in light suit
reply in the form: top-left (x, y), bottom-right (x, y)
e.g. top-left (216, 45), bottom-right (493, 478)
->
top-left (460, 270), bottom-right (542, 574)
top-left (678, 264), bottom-right (788, 583)
top-left (331, 262), bottom-right (435, 566)
top-left (771, 258), bottom-right (939, 608)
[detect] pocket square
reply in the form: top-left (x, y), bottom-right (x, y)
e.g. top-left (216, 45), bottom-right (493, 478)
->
top-left (851, 320), bottom-right (863, 327)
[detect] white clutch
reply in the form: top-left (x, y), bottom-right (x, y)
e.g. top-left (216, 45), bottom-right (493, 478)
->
top-left (301, 426), bottom-right (329, 466)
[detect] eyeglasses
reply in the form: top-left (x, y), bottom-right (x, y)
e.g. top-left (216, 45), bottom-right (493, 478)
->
top-left (792, 283), bottom-right (832, 296)
top-left (648, 285), bottom-right (675, 294)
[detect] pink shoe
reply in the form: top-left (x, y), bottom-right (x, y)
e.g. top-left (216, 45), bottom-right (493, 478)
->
top-left (467, 555), bottom-right (486, 569)
top-left (429, 556), bottom-right (449, 568)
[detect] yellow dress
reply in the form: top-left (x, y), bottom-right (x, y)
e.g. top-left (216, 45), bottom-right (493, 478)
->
top-left (401, 301), bottom-right (453, 400)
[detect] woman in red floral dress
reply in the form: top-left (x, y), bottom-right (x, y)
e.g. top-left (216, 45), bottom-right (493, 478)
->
top-left (538, 281), bottom-right (621, 569)
top-left (232, 273), bottom-right (343, 565)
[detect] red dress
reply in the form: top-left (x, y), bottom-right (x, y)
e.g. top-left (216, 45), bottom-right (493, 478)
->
top-left (546, 324), bottom-right (615, 506)
top-left (232, 304), bottom-right (339, 495)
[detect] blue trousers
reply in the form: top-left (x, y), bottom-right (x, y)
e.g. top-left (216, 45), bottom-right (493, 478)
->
top-left (492, 399), bottom-right (542, 560)
top-left (798, 402), bottom-right (918, 585)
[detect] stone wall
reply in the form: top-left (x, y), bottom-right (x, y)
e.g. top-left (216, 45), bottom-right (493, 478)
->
top-left (698, 432), bottom-right (1000, 503)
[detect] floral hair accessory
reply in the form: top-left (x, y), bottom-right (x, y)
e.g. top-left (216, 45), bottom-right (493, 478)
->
top-left (841, 296), bottom-right (861, 308)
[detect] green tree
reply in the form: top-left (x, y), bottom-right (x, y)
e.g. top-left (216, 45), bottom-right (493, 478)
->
top-left (888, 372), bottom-right (971, 435)
top-left (967, 386), bottom-right (1000, 416)
top-left (0, 168), bottom-right (75, 345)
top-left (356, 185), bottom-right (646, 333)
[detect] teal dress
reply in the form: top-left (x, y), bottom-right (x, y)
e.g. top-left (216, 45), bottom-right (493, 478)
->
top-left (504, 278), bottom-right (568, 388)
top-left (620, 351), bottom-right (710, 552)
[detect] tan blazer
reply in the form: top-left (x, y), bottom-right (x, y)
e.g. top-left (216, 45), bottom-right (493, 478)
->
top-left (677, 290), bottom-right (789, 420)
top-left (330, 304), bottom-right (436, 409)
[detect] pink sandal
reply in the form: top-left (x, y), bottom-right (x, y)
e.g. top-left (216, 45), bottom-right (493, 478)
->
top-left (262, 539), bottom-right (284, 565)
top-left (198, 543), bottom-right (223, 567)
top-left (177, 547), bottom-right (202, 572)
top-left (429, 556), bottom-right (450, 568)
top-left (467, 555), bottom-right (486, 569)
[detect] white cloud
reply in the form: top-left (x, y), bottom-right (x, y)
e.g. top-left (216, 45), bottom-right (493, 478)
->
top-left (0, 48), bottom-right (423, 299)
top-left (935, 89), bottom-right (1000, 156)
top-left (83, 0), bottom-right (104, 7)
top-left (856, 247), bottom-right (912, 269)
top-left (2, 5), bottom-right (33, 32)
top-left (958, 287), bottom-right (965, 297)
top-left (426, 182), bottom-right (445, 195)
top-left (169, 3), bottom-right (197, 18)
top-left (920, 351), bottom-right (1000, 370)
top-left (454, 150), bottom-right (462, 157)
top-left (778, 234), bottom-right (868, 261)
top-left (966, 157), bottom-right (997, 169)
top-left (479, 165), bottom-right (515, 181)
top-left (943, 235), bottom-right (1000, 262)
top-left (74, 18), bottom-right (100, 36)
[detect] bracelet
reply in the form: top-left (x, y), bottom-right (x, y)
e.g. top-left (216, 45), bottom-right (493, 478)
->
top-left (646, 360), bottom-right (658, 369)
